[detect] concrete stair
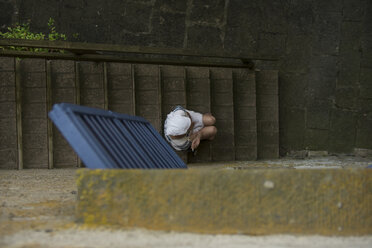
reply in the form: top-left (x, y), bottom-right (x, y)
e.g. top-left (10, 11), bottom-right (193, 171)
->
top-left (0, 57), bottom-right (279, 169)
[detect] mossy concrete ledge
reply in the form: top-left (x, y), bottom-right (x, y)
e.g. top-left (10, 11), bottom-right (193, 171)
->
top-left (76, 168), bottom-right (372, 235)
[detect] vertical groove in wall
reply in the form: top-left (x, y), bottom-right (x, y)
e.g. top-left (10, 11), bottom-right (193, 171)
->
top-left (208, 68), bottom-right (213, 161)
top-left (131, 64), bottom-right (136, 116)
top-left (158, 65), bottom-right (163, 135)
top-left (75, 62), bottom-right (81, 105)
top-left (15, 58), bottom-right (23, 170)
top-left (74, 61), bottom-right (82, 167)
top-left (184, 68), bottom-right (188, 109)
top-left (46, 60), bottom-right (53, 169)
top-left (103, 62), bottom-right (109, 110)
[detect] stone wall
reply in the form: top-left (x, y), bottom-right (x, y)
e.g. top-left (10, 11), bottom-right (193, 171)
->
top-left (1, 0), bottom-right (371, 154)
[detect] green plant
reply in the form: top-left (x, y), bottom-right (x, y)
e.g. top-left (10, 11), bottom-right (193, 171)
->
top-left (0, 18), bottom-right (68, 52)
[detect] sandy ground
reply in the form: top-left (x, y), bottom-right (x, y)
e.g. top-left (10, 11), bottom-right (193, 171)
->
top-left (0, 156), bottom-right (371, 248)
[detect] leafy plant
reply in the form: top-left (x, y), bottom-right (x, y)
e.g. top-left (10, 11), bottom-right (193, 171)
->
top-left (0, 18), bottom-right (68, 52)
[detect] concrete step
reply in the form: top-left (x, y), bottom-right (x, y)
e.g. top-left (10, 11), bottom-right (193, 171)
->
top-left (0, 56), bottom-right (280, 169)
top-left (76, 168), bottom-right (372, 235)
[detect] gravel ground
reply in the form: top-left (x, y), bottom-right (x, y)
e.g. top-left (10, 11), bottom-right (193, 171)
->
top-left (0, 157), bottom-right (371, 248)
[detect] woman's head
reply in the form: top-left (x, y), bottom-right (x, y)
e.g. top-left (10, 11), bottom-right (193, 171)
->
top-left (165, 110), bottom-right (191, 136)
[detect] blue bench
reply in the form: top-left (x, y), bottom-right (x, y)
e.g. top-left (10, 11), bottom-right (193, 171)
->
top-left (49, 103), bottom-right (187, 169)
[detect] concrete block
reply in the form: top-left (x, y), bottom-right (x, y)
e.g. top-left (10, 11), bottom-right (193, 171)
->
top-left (279, 73), bottom-right (307, 107)
top-left (81, 74), bottom-right (103, 88)
top-left (137, 90), bottom-right (160, 105)
top-left (235, 106), bottom-right (256, 120)
top-left (51, 60), bottom-right (75, 73)
top-left (0, 133), bottom-right (17, 150)
top-left (135, 64), bottom-right (159, 77)
top-left (258, 120), bottom-right (279, 133)
top-left (211, 79), bottom-right (233, 93)
top-left (360, 68), bottom-right (372, 86)
top-left (357, 98), bottom-right (372, 113)
top-left (107, 63), bottom-right (131, 75)
top-left (151, 11), bottom-right (186, 47)
top-left (23, 88), bottom-right (46, 103)
top-left (338, 54), bottom-right (361, 87)
top-left (257, 94), bottom-right (279, 108)
top-left (189, 0), bottom-right (225, 25)
top-left (81, 89), bottom-right (104, 104)
top-left (76, 169), bottom-right (372, 235)
top-left (258, 144), bottom-right (279, 159)
top-left (186, 67), bottom-right (210, 79)
top-left (287, 2), bottom-right (313, 35)
top-left (257, 107), bottom-right (279, 121)
top-left (0, 57), bottom-right (15, 71)
top-left (0, 149), bottom-right (17, 169)
top-left (21, 58), bottom-right (45, 72)
top-left (257, 32), bottom-right (287, 57)
top-left (53, 88), bottom-right (76, 103)
top-left (161, 65), bottom-right (185, 78)
top-left (21, 118), bottom-right (46, 134)
top-left (233, 69), bottom-right (256, 93)
top-left (304, 129), bottom-right (329, 150)
top-left (188, 92), bottom-right (210, 106)
top-left (163, 78), bottom-right (185, 91)
top-left (23, 148), bottom-right (48, 168)
top-left (0, 72), bottom-right (15, 87)
top-left (212, 107), bottom-right (234, 120)
top-left (23, 133), bottom-right (48, 149)
top-left (329, 110), bottom-right (356, 153)
top-left (136, 77), bottom-right (159, 90)
top-left (235, 145), bottom-right (257, 160)
top-left (187, 78), bottom-right (210, 92)
top-left (108, 89), bottom-right (133, 104)
top-left (343, 0), bottom-right (363, 21)
top-left (212, 92), bottom-right (233, 106)
top-left (21, 72), bottom-right (46, 88)
top-left (163, 91), bottom-right (186, 105)
top-left (22, 103), bottom-right (46, 119)
top-left (210, 68), bottom-right (233, 80)
top-left (356, 116), bottom-right (372, 149)
top-left (187, 25), bottom-right (223, 51)
top-left (211, 145), bottom-right (235, 161)
top-left (235, 93), bottom-right (256, 107)
top-left (256, 70), bottom-right (279, 95)
top-left (279, 107), bottom-right (305, 150)
top-left (0, 117), bottom-right (16, 133)
top-left (137, 105), bottom-right (160, 119)
top-left (54, 148), bottom-right (77, 168)
top-left (52, 73), bottom-right (76, 88)
top-left (235, 119), bottom-right (257, 132)
top-left (258, 131), bottom-right (279, 145)
top-left (235, 131), bottom-right (257, 146)
top-left (306, 107), bottom-right (330, 130)
top-left (0, 102), bottom-right (16, 118)
top-left (79, 61), bottom-right (103, 74)
top-left (282, 35), bottom-right (312, 72)
top-left (0, 86), bottom-right (15, 102)
top-left (335, 87), bottom-right (358, 108)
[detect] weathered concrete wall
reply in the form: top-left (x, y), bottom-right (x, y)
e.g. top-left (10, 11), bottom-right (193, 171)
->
top-left (1, 0), bottom-right (372, 154)
top-left (76, 168), bottom-right (372, 235)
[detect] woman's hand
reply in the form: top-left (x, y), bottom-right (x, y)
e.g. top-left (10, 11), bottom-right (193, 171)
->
top-left (191, 132), bottom-right (201, 151)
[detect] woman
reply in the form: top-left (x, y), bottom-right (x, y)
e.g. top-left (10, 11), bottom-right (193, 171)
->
top-left (164, 106), bottom-right (217, 151)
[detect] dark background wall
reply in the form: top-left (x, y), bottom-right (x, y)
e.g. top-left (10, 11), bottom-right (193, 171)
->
top-left (1, 0), bottom-right (371, 155)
